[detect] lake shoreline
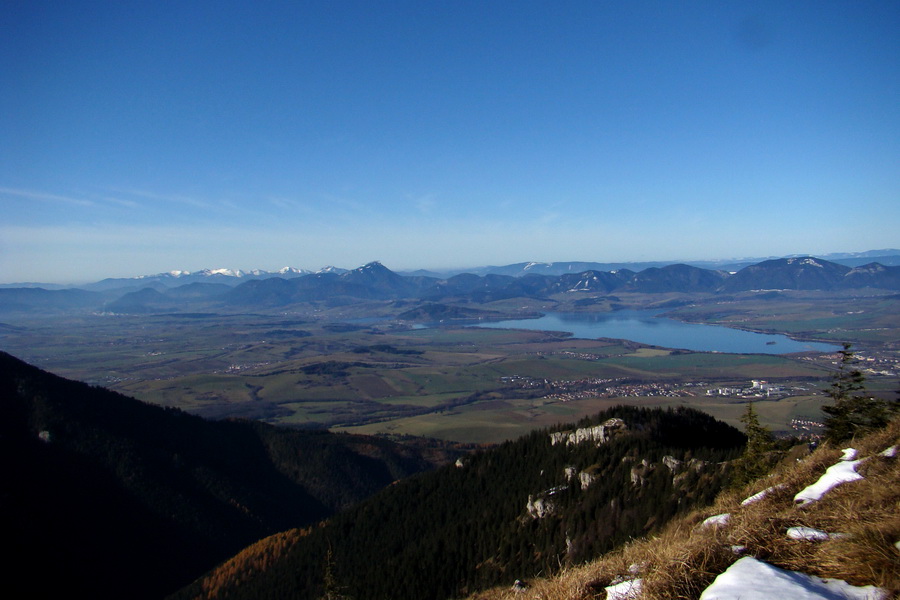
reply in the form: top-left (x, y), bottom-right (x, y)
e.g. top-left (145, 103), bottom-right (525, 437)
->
top-left (468, 310), bottom-right (840, 355)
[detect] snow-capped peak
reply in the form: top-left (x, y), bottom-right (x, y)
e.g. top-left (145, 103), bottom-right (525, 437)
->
top-left (135, 270), bottom-right (191, 279)
top-left (201, 268), bottom-right (244, 277)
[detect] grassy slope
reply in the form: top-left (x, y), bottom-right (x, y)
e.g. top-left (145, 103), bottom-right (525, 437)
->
top-left (469, 418), bottom-right (900, 600)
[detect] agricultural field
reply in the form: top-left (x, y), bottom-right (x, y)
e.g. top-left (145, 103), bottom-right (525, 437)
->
top-left (2, 290), bottom-right (897, 444)
top-left (665, 290), bottom-right (900, 347)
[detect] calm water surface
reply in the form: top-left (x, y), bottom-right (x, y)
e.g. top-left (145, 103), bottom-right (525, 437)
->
top-left (475, 310), bottom-right (838, 355)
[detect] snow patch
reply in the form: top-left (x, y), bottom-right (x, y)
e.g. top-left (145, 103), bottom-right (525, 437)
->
top-left (786, 257), bottom-right (825, 268)
top-left (204, 268), bottom-right (244, 277)
top-left (741, 484), bottom-right (785, 506)
top-left (786, 527), bottom-right (848, 542)
top-left (840, 448), bottom-right (858, 461)
top-left (701, 513), bottom-right (731, 528)
top-left (794, 453), bottom-right (864, 506)
top-left (879, 445), bottom-right (897, 458)
top-left (523, 262), bottom-right (551, 270)
top-left (605, 578), bottom-right (642, 600)
top-left (699, 557), bottom-right (886, 600)
top-left (278, 266), bottom-right (308, 275)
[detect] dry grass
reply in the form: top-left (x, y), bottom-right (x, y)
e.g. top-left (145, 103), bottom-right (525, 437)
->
top-left (469, 418), bottom-right (900, 600)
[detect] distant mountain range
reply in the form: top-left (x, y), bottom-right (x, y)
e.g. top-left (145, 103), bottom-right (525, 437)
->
top-left (3, 250), bottom-right (898, 290)
top-left (80, 265), bottom-right (347, 291)
top-left (437, 249), bottom-right (900, 278)
top-left (1, 255), bottom-right (899, 315)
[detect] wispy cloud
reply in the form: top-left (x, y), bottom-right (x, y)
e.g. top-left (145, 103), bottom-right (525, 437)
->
top-left (0, 187), bottom-right (96, 207)
top-left (318, 192), bottom-right (372, 215)
top-left (268, 197), bottom-right (298, 210)
top-left (410, 193), bottom-right (437, 214)
top-left (537, 210), bottom-right (561, 225)
top-left (267, 196), bottom-right (321, 214)
top-left (98, 195), bottom-right (142, 209)
top-left (106, 187), bottom-right (214, 210)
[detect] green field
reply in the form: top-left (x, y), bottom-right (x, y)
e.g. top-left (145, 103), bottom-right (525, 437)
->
top-left (335, 393), bottom-right (834, 444)
top-left (2, 293), bottom-right (896, 444)
top-left (667, 292), bottom-right (900, 346)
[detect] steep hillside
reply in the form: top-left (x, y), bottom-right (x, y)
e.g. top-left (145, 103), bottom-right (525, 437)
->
top-left (173, 406), bottom-right (746, 600)
top-left (0, 352), bottom-right (439, 599)
top-left (469, 417), bottom-right (900, 600)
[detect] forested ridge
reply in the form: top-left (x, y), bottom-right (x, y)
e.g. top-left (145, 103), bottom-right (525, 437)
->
top-left (0, 350), bottom-right (750, 600)
top-left (0, 351), bottom-right (440, 599)
top-left (176, 406), bottom-right (746, 600)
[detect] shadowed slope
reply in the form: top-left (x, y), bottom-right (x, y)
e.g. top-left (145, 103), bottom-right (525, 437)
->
top-left (0, 351), bottom-right (435, 599)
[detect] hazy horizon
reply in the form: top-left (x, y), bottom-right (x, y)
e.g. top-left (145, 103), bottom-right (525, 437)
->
top-left (3, 2), bottom-right (898, 284)
top-left (3, 247), bottom-right (897, 286)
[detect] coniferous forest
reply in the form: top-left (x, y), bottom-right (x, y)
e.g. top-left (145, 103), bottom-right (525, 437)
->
top-left (175, 406), bottom-right (745, 600)
top-left (1, 350), bottom-right (748, 599)
top-left (0, 351), bottom-right (441, 599)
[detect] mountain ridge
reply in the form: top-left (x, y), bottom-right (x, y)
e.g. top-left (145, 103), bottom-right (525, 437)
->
top-left (0, 351), bottom-right (446, 599)
top-left (2, 256), bottom-right (899, 316)
top-left (3, 250), bottom-right (898, 289)
top-left (172, 405), bottom-right (747, 600)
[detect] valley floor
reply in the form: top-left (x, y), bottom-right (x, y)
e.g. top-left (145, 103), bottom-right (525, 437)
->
top-left (1, 291), bottom-right (897, 443)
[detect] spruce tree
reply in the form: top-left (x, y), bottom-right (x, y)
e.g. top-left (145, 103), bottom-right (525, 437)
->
top-left (731, 401), bottom-right (774, 488)
top-left (320, 547), bottom-right (353, 600)
top-left (822, 343), bottom-right (897, 443)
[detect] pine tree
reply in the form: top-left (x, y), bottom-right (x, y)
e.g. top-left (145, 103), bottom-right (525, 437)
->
top-left (730, 401), bottom-right (774, 488)
top-left (320, 546), bottom-right (353, 600)
top-left (822, 343), bottom-right (897, 443)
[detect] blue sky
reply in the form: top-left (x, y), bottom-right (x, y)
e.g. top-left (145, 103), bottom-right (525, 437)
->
top-left (2, 1), bottom-right (898, 283)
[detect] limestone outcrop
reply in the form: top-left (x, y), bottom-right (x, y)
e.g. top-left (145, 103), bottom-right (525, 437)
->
top-left (550, 418), bottom-right (627, 446)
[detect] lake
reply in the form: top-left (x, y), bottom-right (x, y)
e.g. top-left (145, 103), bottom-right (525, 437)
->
top-left (474, 310), bottom-right (838, 355)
